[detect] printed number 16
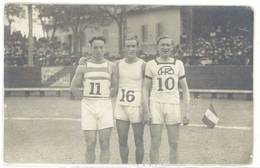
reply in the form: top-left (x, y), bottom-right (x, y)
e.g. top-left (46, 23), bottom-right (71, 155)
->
top-left (120, 89), bottom-right (135, 102)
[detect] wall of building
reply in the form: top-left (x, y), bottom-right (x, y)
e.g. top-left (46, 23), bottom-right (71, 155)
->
top-left (81, 24), bottom-right (119, 57)
top-left (127, 7), bottom-right (181, 55)
top-left (53, 7), bottom-right (181, 57)
top-left (54, 24), bottom-right (119, 56)
top-left (54, 29), bottom-right (72, 46)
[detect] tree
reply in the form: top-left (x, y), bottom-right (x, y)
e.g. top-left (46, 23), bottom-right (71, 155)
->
top-left (5, 4), bottom-right (25, 34)
top-left (98, 5), bottom-right (127, 55)
top-left (35, 5), bottom-right (63, 40)
top-left (56, 5), bottom-right (110, 56)
top-left (98, 5), bottom-right (147, 55)
top-left (28, 4), bottom-right (33, 66)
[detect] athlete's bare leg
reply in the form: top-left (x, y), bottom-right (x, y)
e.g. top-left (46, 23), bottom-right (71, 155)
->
top-left (132, 123), bottom-right (145, 164)
top-left (116, 119), bottom-right (130, 163)
top-left (149, 124), bottom-right (163, 163)
top-left (84, 130), bottom-right (97, 163)
top-left (166, 124), bottom-right (179, 164)
top-left (99, 127), bottom-right (112, 163)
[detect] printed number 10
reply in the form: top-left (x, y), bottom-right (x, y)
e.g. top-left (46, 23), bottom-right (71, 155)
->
top-left (157, 77), bottom-right (175, 91)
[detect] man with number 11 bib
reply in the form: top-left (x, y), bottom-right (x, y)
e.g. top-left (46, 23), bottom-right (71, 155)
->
top-left (114, 36), bottom-right (146, 164)
top-left (70, 36), bottom-right (118, 163)
top-left (143, 36), bottom-right (191, 164)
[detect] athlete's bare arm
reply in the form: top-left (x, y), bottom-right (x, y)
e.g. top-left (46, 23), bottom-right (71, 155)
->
top-left (140, 62), bottom-right (147, 94)
top-left (142, 76), bottom-right (152, 123)
top-left (141, 62), bottom-right (146, 79)
top-left (70, 65), bottom-right (85, 99)
top-left (110, 62), bottom-right (118, 97)
top-left (179, 77), bottom-right (191, 125)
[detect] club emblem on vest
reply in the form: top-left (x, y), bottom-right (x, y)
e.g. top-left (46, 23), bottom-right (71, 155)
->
top-left (158, 66), bottom-right (175, 75)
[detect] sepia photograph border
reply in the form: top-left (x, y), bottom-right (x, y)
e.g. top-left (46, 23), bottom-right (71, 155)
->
top-left (1, 0), bottom-right (259, 167)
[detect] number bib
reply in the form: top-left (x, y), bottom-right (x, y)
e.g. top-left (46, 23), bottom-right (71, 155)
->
top-left (117, 87), bottom-right (141, 106)
top-left (83, 80), bottom-right (110, 98)
top-left (156, 75), bottom-right (177, 93)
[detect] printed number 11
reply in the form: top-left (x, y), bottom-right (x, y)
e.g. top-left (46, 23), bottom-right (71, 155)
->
top-left (89, 82), bottom-right (101, 95)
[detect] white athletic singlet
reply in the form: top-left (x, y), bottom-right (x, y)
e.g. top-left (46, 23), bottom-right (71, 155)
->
top-left (117, 58), bottom-right (145, 106)
top-left (83, 61), bottom-right (111, 98)
top-left (145, 58), bottom-right (186, 104)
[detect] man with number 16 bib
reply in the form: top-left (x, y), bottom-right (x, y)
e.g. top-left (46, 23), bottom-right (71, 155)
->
top-left (114, 36), bottom-right (146, 164)
top-left (70, 36), bottom-right (118, 163)
top-left (142, 36), bottom-right (191, 164)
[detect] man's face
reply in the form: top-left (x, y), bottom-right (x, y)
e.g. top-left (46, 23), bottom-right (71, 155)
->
top-left (125, 39), bottom-right (138, 59)
top-left (158, 38), bottom-right (173, 58)
top-left (91, 40), bottom-right (105, 60)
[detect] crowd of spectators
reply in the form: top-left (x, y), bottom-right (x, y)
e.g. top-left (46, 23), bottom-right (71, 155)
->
top-left (177, 25), bottom-right (253, 65)
top-left (33, 37), bottom-right (78, 66)
top-left (4, 31), bottom-right (78, 67)
top-left (4, 31), bottom-right (27, 66)
top-left (5, 24), bottom-right (253, 67)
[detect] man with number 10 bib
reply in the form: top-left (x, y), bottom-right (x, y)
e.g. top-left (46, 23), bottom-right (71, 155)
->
top-left (143, 36), bottom-right (191, 164)
top-left (70, 36), bottom-right (118, 163)
top-left (114, 36), bottom-right (146, 164)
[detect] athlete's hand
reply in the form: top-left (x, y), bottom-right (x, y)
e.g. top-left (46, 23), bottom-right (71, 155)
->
top-left (183, 112), bottom-right (190, 126)
top-left (78, 57), bottom-right (88, 65)
top-left (143, 111), bottom-right (152, 125)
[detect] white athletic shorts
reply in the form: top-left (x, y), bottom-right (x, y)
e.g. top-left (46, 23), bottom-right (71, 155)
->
top-left (81, 98), bottom-right (114, 130)
top-left (150, 100), bottom-right (181, 125)
top-left (114, 104), bottom-right (143, 123)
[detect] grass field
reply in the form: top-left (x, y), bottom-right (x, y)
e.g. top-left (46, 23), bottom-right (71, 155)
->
top-left (3, 96), bottom-right (253, 164)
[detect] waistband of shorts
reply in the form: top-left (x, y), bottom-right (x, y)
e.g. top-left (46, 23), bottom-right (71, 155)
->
top-left (83, 96), bottom-right (111, 100)
top-left (150, 98), bottom-right (180, 104)
top-left (118, 87), bottom-right (142, 91)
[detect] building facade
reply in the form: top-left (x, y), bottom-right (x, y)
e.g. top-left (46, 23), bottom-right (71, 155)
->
top-left (55, 6), bottom-right (183, 57)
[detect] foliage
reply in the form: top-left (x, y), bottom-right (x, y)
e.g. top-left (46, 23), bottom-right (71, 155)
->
top-left (5, 4), bottom-right (25, 26)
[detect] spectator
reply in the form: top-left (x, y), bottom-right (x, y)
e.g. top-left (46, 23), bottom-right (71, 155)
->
top-left (5, 23), bottom-right (253, 66)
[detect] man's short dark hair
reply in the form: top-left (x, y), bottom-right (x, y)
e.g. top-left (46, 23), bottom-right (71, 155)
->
top-left (156, 35), bottom-right (173, 45)
top-left (89, 36), bottom-right (106, 45)
top-left (125, 36), bottom-right (139, 46)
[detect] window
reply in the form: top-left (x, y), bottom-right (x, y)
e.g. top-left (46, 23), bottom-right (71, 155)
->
top-left (103, 29), bottom-right (109, 42)
top-left (67, 34), bottom-right (72, 47)
top-left (80, 31), bottom-right (86, 47)
top-left (156, 22), bottom-right (164, 38)
top-left (66, 34), bottom-right (72, 53)
top-left (141, 25), bottom-right (148, 42)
